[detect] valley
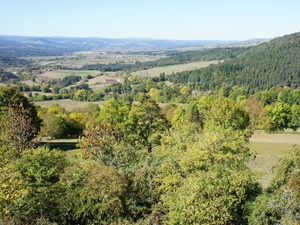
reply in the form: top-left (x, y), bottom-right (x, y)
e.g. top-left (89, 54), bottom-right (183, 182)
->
top-left (1, 32), bottom-right (300, 224)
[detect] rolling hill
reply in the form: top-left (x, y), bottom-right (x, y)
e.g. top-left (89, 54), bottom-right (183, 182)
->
top-left (0, 35), bottom-right (263, 57)
top-left (168, 32), bottom-right (300, 91)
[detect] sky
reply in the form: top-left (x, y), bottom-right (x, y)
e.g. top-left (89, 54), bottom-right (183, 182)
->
top-left (0, 0), bottom-right (300, 40)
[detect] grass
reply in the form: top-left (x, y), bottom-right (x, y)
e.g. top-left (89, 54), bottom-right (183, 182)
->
top-left (34, 99), bottom-right (105, 110)
top-left (248, 132), bottom-right (300, 188)
top-left (40, 139), bottom-right (78, 151)
top-left (132, 60), bottom-right (219, 77)
top-left (40, 139), bottom-right (82, 157)
top-left (40, 70), bottom-right (101, 79)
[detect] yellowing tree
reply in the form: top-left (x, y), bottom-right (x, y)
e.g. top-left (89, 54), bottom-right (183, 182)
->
top-left (0, 87), bottom-right (41, 156)
top-left (148, 87), bottom-right (160, 102)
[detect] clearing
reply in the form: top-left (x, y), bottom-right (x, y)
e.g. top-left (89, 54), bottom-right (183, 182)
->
top-left (132, 60), bottom-right (220, 77)
top-left (34, 99), bottom-right (105, 111)
top-left (39, 70), bottom-right (101, 79)
top-left (248, 132), bottom-right (300, 188)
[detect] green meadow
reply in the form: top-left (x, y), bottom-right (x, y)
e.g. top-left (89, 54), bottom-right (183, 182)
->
top-left (248, 132), bottom-right (300, 188)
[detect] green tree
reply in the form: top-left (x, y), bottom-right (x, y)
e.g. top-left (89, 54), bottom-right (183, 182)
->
top-left (59, 159), bottom-right (128, 225)
top-left (0, 86), bottom-right (41, 128)
top-left (74, 89), bottom-right (88, 101)
top-left (0, 87), bottom-right (41, 156)
top-left (96, 98), bottom-right (131, 130)
top-left (66, 112), bottom-right (85, 137)
top-left (0, 147), bottom-right (68, 224)
top-left (218, 85), bottom-right (231, 97)
top-left (0, 104), bottom-right (40, 157)
top-left (148, 87), bottom-right (160, 102)
top-left (171, 105), bottom-right (186, 129)
top-left (265, 102), bottom-right (298, 131)
top-left (204, 97), bottom-right (251, 132)
top-left (154, 97), bottom-right (258, 224)
top-left (41, 84), bottom-right (51, 93)
top-left (290, 104), bottom-right (300, 130)
top-left (39, 106), bottom-right (67, 139)
top-left (185, 100), bottom-right (203, 126)
top-left (166, 166), bottom-right (259, 225)
top-left (247, 147), bottom-right (300, 225)
top-left (127, 99), bottom-right (170, 153)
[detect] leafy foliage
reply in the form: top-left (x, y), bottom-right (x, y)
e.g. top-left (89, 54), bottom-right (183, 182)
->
top-left (59, 159), bottom-right (128, 225)
top-left (0, 147), bottom-right (68, 225)
top-left (166, 167), bottom-right (258, 225)
top-left (265, 102), bottom-right (299, 131)
top-left (0, 87), bottom-right (41, 156)
top-left (126, 99), bottom-right (170, 153)
top-left (247, 147), bottom-right (300, 225)
top-left (0, 104), bottom-right (39, 156)
top-left (39, 105), bottom-right (85, 139)
top-left (80, 99), bottom-right (170, 169)
top-left (3, 31), bottom-right (300, 223)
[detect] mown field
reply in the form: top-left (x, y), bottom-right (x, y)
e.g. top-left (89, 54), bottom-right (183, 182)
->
top-left (248, 132), bottom-right (300, 188)
top-left (34, 99), bottom-right (105, 110)
top-left (132, 60), bottom-right (220, 77)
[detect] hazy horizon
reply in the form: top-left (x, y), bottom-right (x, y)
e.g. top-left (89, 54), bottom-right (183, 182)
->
top-left (1, 0), bottom-right (300, 41)
top-left (0, 34), bottom-right (269, 42)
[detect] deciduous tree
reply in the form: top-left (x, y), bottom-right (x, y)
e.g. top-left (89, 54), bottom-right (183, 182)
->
top-left (127, 99), bottom-right (170, 153)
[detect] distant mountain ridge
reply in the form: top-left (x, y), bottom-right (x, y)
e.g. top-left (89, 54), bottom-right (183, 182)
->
top-left (0, 35), bottom-right (266, 57)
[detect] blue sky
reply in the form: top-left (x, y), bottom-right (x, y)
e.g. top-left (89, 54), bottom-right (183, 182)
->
top-left (1, 0), bottom-right (299, 40)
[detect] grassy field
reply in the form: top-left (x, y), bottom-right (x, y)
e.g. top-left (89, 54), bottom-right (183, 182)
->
top-left (40, 139), bottom-right (81, 157)
top-left (132, 60), bottom-right (219, 77)
top-left (39, 70), bottom-right (101, 79)
top-left (248, 132), bottom-right (300, 188)
top-left (34, 99), bottom-right (105, 111)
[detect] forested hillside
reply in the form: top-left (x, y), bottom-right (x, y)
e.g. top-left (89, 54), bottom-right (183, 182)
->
top-left (168, 32), bottom-right (300, 90)
top-left (0, 56), bottom-right (31, 67)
